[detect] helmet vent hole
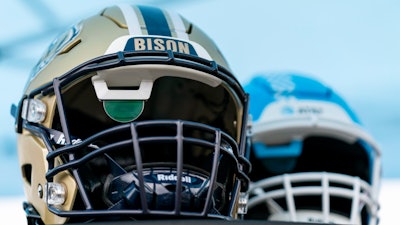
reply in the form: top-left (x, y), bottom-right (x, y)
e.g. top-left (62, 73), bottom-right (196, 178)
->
top-left (187, 23), bottom-right (193, 34)
top-left (22, 164), bottom-right (32, 185)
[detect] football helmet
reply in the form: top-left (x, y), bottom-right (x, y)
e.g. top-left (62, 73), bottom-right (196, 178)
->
top-left (244, 73), bottom-right (381, 225)
top-left (11, 5), bottom-right (251, 224)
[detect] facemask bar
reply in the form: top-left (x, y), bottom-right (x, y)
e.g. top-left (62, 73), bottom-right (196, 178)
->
top-left (18, 50), bottom-right (251, 220)
top-left (34, 120), bottom-right (247, 218)
top-left (248, 172), bottom-right (379, 224)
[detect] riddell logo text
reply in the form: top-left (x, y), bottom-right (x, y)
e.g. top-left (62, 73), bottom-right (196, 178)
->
top-left (157, 174), bottom-right (192, 183)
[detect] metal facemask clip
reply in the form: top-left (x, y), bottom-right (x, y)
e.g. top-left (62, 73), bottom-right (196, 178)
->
top-left (238, 192), bottom-right (249, 215)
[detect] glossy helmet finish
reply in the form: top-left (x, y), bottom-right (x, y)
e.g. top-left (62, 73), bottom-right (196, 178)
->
top-left (11, 5), bottom-right (251, 224)
top-left (243, 73), bottom-right (381, 225)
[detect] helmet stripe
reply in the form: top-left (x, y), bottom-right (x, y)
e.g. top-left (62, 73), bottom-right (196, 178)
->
top-left (137, 5), bottom-right (172, 37)
top-left (166, 10), bottom-right (189, 40)
top-left (118, 4), bottom-right (142, 35)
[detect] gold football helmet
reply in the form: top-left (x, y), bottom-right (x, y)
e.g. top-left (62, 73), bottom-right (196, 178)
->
top-left (11, 4), bottom-right (251, 224)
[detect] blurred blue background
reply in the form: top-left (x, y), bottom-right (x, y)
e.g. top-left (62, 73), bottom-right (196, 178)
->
top-left (1, 0), bottom-right (399, 198)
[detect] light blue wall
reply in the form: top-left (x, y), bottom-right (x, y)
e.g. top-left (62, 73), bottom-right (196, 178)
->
top-left (1, 0), bottom-right (400, 196)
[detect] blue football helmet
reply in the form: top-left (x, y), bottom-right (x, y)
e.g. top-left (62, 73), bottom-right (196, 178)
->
top-left (244, 73), bottom-right (381, 225)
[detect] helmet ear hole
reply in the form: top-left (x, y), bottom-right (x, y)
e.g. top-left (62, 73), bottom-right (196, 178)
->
top-left (22, 164), bottom-right (32, 185)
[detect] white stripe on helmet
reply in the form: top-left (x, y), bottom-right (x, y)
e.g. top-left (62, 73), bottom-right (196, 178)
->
top-left (118, 4), bottom-right (142, 35)
top-left (166, 10), bottom-right (188, 40)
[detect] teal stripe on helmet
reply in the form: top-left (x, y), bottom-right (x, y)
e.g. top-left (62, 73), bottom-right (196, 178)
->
top-left (138, 5), bottom-right (172, 37)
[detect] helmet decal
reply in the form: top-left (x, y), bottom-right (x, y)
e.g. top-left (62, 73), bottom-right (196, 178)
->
top-left (247, 73), bottom-right (361, 124)
top-left (118, 4), bottom-right (188, 39)
top-left (114, 5), bottom-right (198, 56)
top-left (29, 23), bottom-right (82, 81)
top-left (118, 4), bottom-right (143, 35)
top-left (265, 73), bottom-right (296, 96)
top-left (137, 5), bottom-right (172, 37)
top-left (165, 9), bottom-right (189, 40)
top-left (123, 36), bottom-right (198, 55)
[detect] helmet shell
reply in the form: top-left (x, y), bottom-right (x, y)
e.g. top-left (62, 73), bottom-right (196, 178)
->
top-left (15, 5), bottom-right (250, 224)
top-left (244, 73), bottom-right (381, 225)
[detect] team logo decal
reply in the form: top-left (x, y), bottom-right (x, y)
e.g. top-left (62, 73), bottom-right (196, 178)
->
top-left (281, 104), bottom-right (323, 116)
top-left (29, 23), bottom-right (82, 80)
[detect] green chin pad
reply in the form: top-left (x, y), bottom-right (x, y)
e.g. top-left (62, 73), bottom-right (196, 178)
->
top-left (103, 100), bottom-right (144, 123)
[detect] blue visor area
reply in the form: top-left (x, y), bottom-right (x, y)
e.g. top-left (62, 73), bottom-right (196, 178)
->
top-left (253, 140), bottom-right (303, 174)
